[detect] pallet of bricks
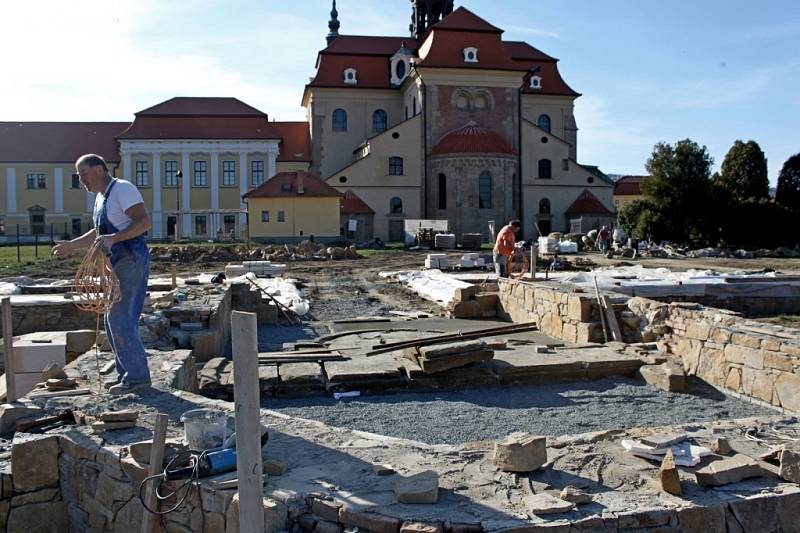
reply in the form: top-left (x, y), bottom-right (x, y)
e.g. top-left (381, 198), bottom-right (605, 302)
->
top-left (449, 283), bottom-right (500, 318)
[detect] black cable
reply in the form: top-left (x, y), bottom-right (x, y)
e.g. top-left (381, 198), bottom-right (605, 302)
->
top-left (138, 449), bottom-right (206, 516)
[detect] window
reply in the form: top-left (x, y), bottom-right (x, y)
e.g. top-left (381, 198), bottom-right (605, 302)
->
top-left (277, 210), bottom-right (285, 222)
top-left (479, 171), bottom-right (492, 209)
top-left (224, 215), bottom-right (236, 234)
top-left (537, 114), bottom-right (551, 133)
top-left (251, 160), bottom-right (265, 186)
top-left (193, 160), bottom-right (207, 186)
top-left (135, 160), bottom-right (149, 187)
top-left (538, 159), bottom-right (552, 179)
top-left (222, 160), bottom-right (236, 186)
top-left (343, 68), bottom-right (357, 84)
top-left (438, 173), bottom-right (447, 210)
top-left (0, 217), bottom-right (5, 235)
top-left (562, 159), bottom-right (569, 171)
top-left (390, 197), bottom-right (403, 214)
top-left (389, 157), bottom-right (404, 176)
top-left (372, 109), bottom-right (387, 133)
top-left (26, 172), bottom-right (46, 189)
top-left (463, 47), bottom-right (479, 63)
top-left (395, 60), bottom-right (406, 79)
top-left (539, 198), bottom-right (551, 215)
top-left (530, 75), bottom-right (542, 89)
top-left (332, 109), bottom-right (347, 132)
top-left (194, 215), bottom-right (207, 235)
top-left (30, 213), bottom-right (45, 234)
top-left (71, 174), bottom-right (80, 189)
top-left (165, 160), bottom-right (178, 187)
top-left (71, 218), bottom-right (82, 236)
top-left (261, 210), bottom-right (270, 222)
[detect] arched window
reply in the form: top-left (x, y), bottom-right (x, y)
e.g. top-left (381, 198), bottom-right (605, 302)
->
top-left (390, 197), bottom-right (403, 214)
top-left (538, 159), bottom-right (552, 179)
top-left (332, 108), bottom-right (347, 132)
top-left (537, 114), bottom-right (551, 133)
top-left (372, 109), bottom-right (387, 133)
top-left (478, 171), bottom-right (492, 209)
top-left (539, 198), bottom-right (551, 214)
top-left (389, 157), bottom-right (404, 175)
top-left (438, 173), bottom-right (447, 210)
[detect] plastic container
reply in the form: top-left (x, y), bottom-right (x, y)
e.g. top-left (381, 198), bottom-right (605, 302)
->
top-left (180, 408), bottom-right (228, 450)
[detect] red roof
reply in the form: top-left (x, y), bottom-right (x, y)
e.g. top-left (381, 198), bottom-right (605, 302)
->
top-left (269, 122), bottom-right (311, 162)
top-left (136, 97), bottom-right (267, 117)
top-left (504, 41), bottom-right (556, 62)
top-left (309, 54), bottom-right (397, 90)
top-left (565, 189), bottom-right (614, 215)
top-left (614, 175), bottom-right (650, 196)
top-left (340, 190), bottom-right (375, 215)
top-left (242, 171), bottom-right (341, 199)
top-left (431, 122), bottom-right (515, 156)
top-left (322, 36), bottom-right (418, 57)
top-left (0, 122), bottom-right (127, 163)
top-left (117, 117), bottom-right (282, 140)
top-left (430, 7), bottom-right (502, 33)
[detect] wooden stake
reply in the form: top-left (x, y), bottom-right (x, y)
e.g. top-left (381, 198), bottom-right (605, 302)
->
top-left (231, 311), bottom-right (264, 532)
top-left (171, 264), bottom-right (177, 290)
top-left (592, 276), bottom-right (609, 343)
top-left (602, 295), bottom-right (623, 342)
top-left (2, 298), bottom-right (16, 403)
top-left (141, 413), bottom-right (169, 533)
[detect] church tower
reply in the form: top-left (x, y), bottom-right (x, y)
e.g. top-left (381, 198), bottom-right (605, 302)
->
top-left (410, 0), bottom-right (454, 40)
top-left (326, 0), bottom-right (341, 45)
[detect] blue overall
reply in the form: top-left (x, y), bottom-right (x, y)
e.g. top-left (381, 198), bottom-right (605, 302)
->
top-left (95, 179), bottom-right (151, 385)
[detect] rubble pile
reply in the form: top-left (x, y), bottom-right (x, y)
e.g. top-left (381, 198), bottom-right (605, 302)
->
top-left (149, 241), bottom-right (361, 263)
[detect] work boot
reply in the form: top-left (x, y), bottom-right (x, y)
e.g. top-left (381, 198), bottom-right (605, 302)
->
top-left (103, 379), bottom-right (121, 390)
top-left (108, 381), bottom-right (151, 396)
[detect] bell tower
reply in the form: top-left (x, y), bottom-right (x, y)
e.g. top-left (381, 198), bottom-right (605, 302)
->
top-left (410, 0), bottom-right (454, 40)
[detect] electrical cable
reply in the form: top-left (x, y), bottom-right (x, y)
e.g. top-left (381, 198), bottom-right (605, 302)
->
top-left (138, 449), bottom-right (206, 516)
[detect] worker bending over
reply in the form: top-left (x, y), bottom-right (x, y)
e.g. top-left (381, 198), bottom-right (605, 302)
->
top-left (493, 220), bottom-right (521, 278)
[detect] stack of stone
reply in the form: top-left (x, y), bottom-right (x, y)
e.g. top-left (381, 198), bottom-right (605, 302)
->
top-left (404, 339), bottom-right (494, 374)
top-left (449, 284), bottom-right (499, 319)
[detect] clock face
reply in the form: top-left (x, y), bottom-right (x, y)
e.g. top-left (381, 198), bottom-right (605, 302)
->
top-left (396, 60), bottom-right (406, 79)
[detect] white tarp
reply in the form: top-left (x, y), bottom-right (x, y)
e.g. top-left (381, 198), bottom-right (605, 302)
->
top-left (621, 439), bottom-right (712, 467)
top-left (228, 273), bottom-right (310, 316)
top-left (562, 265), bottom-right (779, 291)
top-left (380, 269), bottom-right (471, 306)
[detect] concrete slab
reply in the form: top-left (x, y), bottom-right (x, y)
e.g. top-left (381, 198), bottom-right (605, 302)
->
top-left (324, 353), bottom-right (405, 392)
top-left (401, 358), bottom-right (499, 390)
top-left (277, 362), bottom-right (326, 396)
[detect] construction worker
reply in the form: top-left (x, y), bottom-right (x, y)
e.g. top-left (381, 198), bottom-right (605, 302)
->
top-left (52, 154), bottom-right (152, 395)
top-left (493, 219), bottom-right (521, 278)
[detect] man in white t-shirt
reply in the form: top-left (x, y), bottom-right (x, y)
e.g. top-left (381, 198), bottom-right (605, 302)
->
top-left (53, 154), bottom-right (153, 395)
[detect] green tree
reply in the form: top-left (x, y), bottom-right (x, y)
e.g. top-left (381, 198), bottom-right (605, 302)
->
top-left (643, 139), bottom-right (714, 244)
top-left (715, 140), bottom-right (769, 202)
top-left (776, 153), bottom-right (800, 212)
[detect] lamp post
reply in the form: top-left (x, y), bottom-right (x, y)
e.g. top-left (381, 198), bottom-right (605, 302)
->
top-left (176, 170), bottom-right (182, 242)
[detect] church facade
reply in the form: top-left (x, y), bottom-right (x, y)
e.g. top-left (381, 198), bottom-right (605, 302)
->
top-left (0, 1), bottom-right (614, 243)
top-left (306, 1), bottom-right (614, 241)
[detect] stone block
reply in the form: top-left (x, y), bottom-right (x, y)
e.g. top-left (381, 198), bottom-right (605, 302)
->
top-left (685, 321), bottom-right (711, 341)
top-left (394, 470), bottom-right (438, 504)
top-left (65, 329), bottom-right (98, 355)
top-left (761, 338), bottom-right (782, 351)
top-left (711, 438), bottom-right (732, 455)
top-left (475, 293), bottom-right (498, 316)
top-left (314, 520), bottom-right (343, 533)
top-left (567, 296), bottom-right (591, 322)
top-left (725, 367), bottom-right (742, 392)
top-left (338, 507), bottom-right (401, 533)
top-left (728, 494), bottom-right (778, 533)
top-left (418, 340), bottom-right (487, 359)
top-left (418, 350), bottom-right (494, 374)
top-left (678, 505), bottom-right (726, 533)
top-left (616, 509), bottom-right (673, 529)
top-left (743, 348), bottom-right (765, 370)
top-left (764, 352), bottom-right (793, 371)
top-left (559, 485), bottom-right (592, 504)
top-left (658, 449), bottom-right (681, 495)
top-left (7, 501), bottom-right (67, 533)
top-left (709, 327), bottom-right (731, 343)
top-left (774, 372), bottom-right (800, 412)
top-left (780, 343), bottom-right (800, 357)
top-left (10, 334), bottom-right (66, 373)
top-left (11, 434), bottom-right (60, 492)
top-left (0, 403), bottom-right (44, 433)
top-left (309, 497), bottom-right (341, 523)
top-left (639, 363), bottom-right (687, 393)
top-left (225, 493), bottom-right (287, 533)
top-left (451, 300), bottom-right (481, 318)
top-left (453, 285), bottom-right (479, 303)
top-left (492, 432), bottom-right (546, 472)
top-left (560, 323), bottom-right (577, 343)
top-left (695, 455), bottom-right (763, 486)
top-left (731, 333), bottom-right (761, 349)
top-left (779, 442), bottom-right (800, 483)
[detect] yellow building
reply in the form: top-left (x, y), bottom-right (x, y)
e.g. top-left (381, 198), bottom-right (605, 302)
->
top-left (613, 175), bottom-right (650, 211)
top-left (243, 171), bottom-right (342, 242)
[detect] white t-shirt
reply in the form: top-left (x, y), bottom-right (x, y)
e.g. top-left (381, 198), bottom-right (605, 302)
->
top-left (93, 179), bottom-right (144, 232)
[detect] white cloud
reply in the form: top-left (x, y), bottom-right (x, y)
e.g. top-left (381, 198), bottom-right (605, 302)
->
top-left (498, 24), bottom-right (560, 39)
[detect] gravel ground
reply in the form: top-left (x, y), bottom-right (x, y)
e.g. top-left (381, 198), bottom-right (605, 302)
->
top-left (265, 377), bottom-right (776, 445)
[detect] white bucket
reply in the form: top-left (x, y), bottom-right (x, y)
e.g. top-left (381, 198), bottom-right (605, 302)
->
top-left (180, 408), bottom-right (228, 450)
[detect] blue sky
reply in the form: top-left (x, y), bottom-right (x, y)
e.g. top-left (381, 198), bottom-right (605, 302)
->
top-left (2, 0), bottom-right (798, 182)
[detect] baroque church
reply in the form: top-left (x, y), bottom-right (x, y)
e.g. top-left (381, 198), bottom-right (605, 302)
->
top-left (0, 1), bottom-right (614, 243)
top-left (309, 0), bottom-right (615, 241)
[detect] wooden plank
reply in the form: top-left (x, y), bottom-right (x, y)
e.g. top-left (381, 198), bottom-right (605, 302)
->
top-left (592, 277), bottom-right (609, 343)
top-left (2, 298), bottom-right (16, 403)
top-left (231, 311), bottom-right (265, 532)
top-left (26, 388), bottom-right (91, 399)
top-left (602, 295), bottom-right (623, 342)
top-left (171, 264), bottom-right (177, 290)
top-left (366, 322), bottom-right (538, 356)
top-left (141, 413), bottom-right (169, 533)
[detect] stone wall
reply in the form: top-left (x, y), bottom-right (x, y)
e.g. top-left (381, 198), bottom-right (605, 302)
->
top-left (497, 279), bottom-right (607, 343)
top-left (629, 297), bottom-right (800, 414)
top-left (10, 300), bottom-right (97, 336)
